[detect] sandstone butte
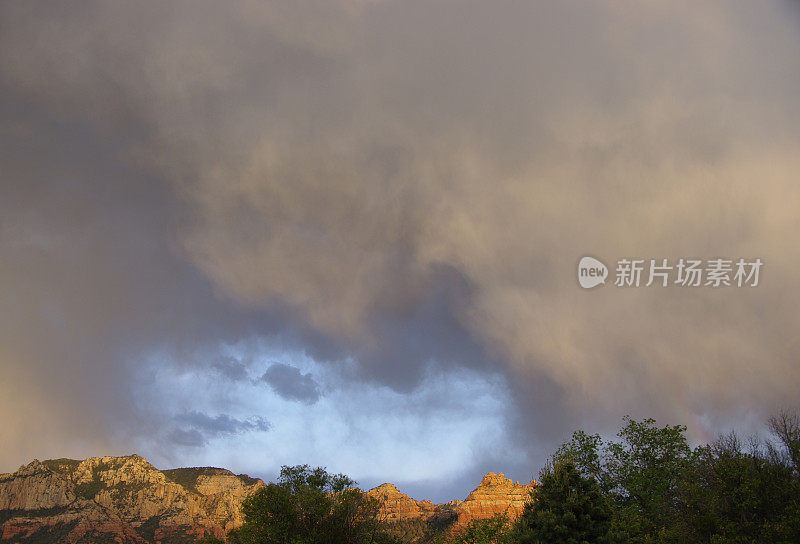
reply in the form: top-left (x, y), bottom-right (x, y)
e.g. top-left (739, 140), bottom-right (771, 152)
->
top-left (0, 455), bottom-right (537, 543)
top-left (366, 473), bottom-right (537, 528)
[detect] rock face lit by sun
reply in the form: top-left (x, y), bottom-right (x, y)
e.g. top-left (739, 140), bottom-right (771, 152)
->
top-left (0, 455), bottom-right (537, 543)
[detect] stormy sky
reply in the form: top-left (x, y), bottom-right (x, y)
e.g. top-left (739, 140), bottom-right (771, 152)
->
top-left (1, 1), bottom-right (800, 501)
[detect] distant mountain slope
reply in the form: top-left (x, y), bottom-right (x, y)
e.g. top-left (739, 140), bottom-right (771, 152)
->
top-left (0, 456), bottom-right (536, 543)
top-left (0, 455), bottom-right (263, 543)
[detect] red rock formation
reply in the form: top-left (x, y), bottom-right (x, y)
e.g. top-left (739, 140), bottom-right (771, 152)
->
top-left (453, 472), bottom-right (537, 527)
top-left (364, 472), bottom-right (536, 531)
top-left (367, 483), bottom-right (435, 521)
top-left (1, 457), bottom-right (536, 543)
top-left (0, 456), bottom-right (264, 543)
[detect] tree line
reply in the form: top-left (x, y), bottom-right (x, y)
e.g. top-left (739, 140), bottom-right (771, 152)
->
top-left (199, 410), bottom-right (800, 544)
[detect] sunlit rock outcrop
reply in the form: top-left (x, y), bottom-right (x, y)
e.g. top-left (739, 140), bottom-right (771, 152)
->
top-left (0, 455), bottom-right (264, 543)
top-left (0, 457), bottom-right (536, 543)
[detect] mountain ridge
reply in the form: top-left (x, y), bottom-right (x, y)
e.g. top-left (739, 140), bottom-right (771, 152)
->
top-left (0, 455), bottom-right (536, 543)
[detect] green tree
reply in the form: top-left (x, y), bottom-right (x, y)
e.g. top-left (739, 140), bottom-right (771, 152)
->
top-left (553, 431), bottom-right (604, 483)
top-left (670, 418), bottom-right (800, 544)
top-left (603, 417), bottom-right (691, 543)
top-left (236, 464), bottom-right (399, 544)
top-left (450, 513), bottom-right (511, 544)
top-left (670, 434), bottom-right (776, 543)
top-left (551, 417), bottom-right (693, 543)
top-left (514, 459), bottom-right (616, 544)
top-left (545, 412), bottom-right (800, 544)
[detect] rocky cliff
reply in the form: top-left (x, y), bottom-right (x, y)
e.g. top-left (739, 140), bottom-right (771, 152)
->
top-left (454, 472), bottom-right (536, 527)
top-left (367, 483), bottom-right (438, 521)
top-left (0, 455), bottom-right (263, 543)
top-left (368, 472), bottom-right (536, 529)
top-left (0, 456), bottom-right (536, 543)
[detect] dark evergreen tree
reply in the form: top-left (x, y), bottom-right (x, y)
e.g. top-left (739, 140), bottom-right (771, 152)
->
top-left (514, 459), bottom-right (616, 544)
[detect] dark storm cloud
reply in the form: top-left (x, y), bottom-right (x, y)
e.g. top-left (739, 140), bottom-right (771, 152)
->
top-left (211, 357), bottom-right (250, 382)
top-left (1, 0), bottom-right (800, 496)
top-left (259, 363), bottom-right (321, 404)
top-left (167, 412), bottom-right (269, 448)
top-left (177, 412), bottom-right (271, 434)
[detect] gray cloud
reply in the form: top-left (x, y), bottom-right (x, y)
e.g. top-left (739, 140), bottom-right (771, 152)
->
top-left (211, 357), bottom-right (249, 382)
top-left (167, 429), bottom-right (207, 448)
top-left (169, 412), bottom-right (271, 447)
top-left (259, 364), bottom-right (321, 404)
top-left (1, 0), bottom-right (799, 498)
top-left (177, 412), bottom-right (271, 434)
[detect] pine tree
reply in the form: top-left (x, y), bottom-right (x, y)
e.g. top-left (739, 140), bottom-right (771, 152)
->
top-left (514, 459), bottom-right (616, 544)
